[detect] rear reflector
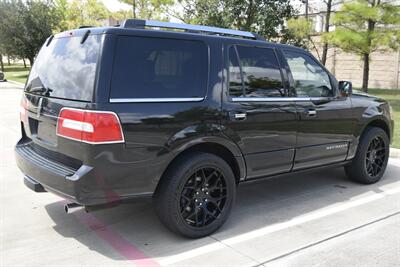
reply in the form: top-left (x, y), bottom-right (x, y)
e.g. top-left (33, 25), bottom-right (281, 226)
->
top-left (56, 108), bottom-right (124, 144)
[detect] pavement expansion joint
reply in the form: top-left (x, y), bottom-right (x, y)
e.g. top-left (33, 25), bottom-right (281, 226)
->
top-left (252, 211), bottom-right (400, 267)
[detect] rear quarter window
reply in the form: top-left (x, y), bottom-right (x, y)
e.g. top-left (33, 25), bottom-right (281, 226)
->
top-left (110, 36), bottom-right (209, 100)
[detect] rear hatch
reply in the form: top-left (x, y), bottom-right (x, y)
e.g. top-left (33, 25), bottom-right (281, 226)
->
top-left (21, 32), bottom-right (102, 158)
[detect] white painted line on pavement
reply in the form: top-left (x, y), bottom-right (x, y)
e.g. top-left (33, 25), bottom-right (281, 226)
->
top-left (158, 186), bottom-right (400, 266)
top-left (389, 158), bottom-right (400, 167)
top-left (223, 186), bottom-right (400, 246)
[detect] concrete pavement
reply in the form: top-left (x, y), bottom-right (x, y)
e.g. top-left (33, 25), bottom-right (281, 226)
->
top-left (1, 81), bottom-right (399, 267)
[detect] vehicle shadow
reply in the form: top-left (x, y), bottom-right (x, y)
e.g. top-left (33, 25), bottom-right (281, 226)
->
top-left (44, 162), bottom-right (400, 262)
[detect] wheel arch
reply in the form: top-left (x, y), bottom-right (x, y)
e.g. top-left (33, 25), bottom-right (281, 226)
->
top-left (155, 138), bottom-right (246, 193)
top-left (361, 117), bottom-right (391, 142)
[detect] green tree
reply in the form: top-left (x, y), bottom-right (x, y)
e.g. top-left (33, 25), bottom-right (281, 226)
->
top-left (0, 1), bottom-right (20, 61)
top-left (119, 0), bottom-right (173, 20)
top-left (112, 9), bottom-right (133, 23)
top-left (53, 0), bottom-right (69, 31)
top-left (325, 0), bottom-right (400, 92)
top-left (0, 50), bottom-right (4, 72)
top-left (171, 0), bottom-right (296, 41)
top-left (0, 0), bottom-right (60, 66)
top-left (286, 17), bottom-right (321, 58)
top-left (60, 0), bottom-right (110, 29)
top-left (320, 0), bottom-right (345, 66)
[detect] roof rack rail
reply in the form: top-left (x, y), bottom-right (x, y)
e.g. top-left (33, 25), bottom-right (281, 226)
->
top-left (79, 25), bottom-right (94, 29)
top-left (120, 19), bottom-right (265, 41)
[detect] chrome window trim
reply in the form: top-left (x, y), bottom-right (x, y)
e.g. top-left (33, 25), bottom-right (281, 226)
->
top-left (109, 97), bottom-right (205, 103)
top-left (232, 97), bottom-right (308, 102)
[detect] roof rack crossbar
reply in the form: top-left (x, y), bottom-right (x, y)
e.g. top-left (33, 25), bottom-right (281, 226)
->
top-left (121, 19), bottom-right (264, 40)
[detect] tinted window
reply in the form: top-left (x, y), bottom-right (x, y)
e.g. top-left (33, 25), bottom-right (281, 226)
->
top-left (229, 46), bottom-right (284, 98)
top-left (111, 36), bottom-right (208, 99)
top-left (228, 47), bottom-right (243, 97)
top-left (284, 50), bottom-right (333, 97)
top-left (26, 35), bottom-right (101, 101)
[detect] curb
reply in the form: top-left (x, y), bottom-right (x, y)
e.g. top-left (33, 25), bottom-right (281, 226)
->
top-left (390, 148), bottom-right (400, 159)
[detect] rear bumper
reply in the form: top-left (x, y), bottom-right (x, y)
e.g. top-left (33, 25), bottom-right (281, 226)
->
top-left (15, 141), bottom-right (114, 206)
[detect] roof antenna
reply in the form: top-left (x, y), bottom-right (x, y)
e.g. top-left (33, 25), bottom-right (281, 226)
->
top-left (80, 30), bottom-right (91, 44)
top-left (46, 35), bottom-right (54, 46)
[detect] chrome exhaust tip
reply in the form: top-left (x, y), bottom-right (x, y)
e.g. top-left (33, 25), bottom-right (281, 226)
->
top-left (64, 202), bottom-right (81, 213)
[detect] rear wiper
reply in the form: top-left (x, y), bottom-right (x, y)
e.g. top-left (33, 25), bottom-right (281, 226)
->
top-left (29, 86), bottom-right (46, 93)
top-left (29, 86), bottom-right (53, 96)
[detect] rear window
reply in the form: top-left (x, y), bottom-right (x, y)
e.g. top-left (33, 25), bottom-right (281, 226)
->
top-left (25, 35), bottom-right (101, 101)
top-left (110, 36), bottom-right (208, 100)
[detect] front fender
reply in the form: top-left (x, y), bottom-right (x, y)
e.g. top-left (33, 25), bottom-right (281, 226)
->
top-left (356, 105), bottom-right (392, 140)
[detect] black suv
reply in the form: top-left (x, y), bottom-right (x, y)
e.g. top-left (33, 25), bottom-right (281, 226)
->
top-left (15, 20), bottom-right (394, 238)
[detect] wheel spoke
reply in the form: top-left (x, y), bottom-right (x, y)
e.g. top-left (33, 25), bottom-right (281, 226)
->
top-left (181, 195), bottom-right (192, 202)
top-left (194, 208), bottom-right (199, 225)
top-left (204, 206), bottom-right (217, 220)
top-left (364, 135), bottom-right (387, 178)
top-left (372, 163), bottom-right (378, 176)
top-left (205, 170), bottom-right (217, 184)
top-left (373, 162), bottom-right (382, 170)
top-left (185, 209), bottom-right (196, 220)
top-left (367, 163), bottom-right (373, 175)
top-left (179, 166), bottom-right (227, 228)
top-left (201, 208), bottom-right (207, 226)
top-left (209, 183), bottom-right (226, 192)
top-left (183, 186), bottom-right (195, 190)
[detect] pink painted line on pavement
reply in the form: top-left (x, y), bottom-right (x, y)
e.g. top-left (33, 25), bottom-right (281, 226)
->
top-left (58, 200), bottom-right (159, 267)
top-left (74, 212), bottom-right (160, 267)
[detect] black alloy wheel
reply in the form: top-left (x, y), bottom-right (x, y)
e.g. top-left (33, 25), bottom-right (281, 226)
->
top-left (365, 136), bottom-right (387, 178)
top-left (154, 152), bottom-right (236, 238)
top-left (180, 167), bottom-right (227, 227)
top-left (345, 127), bottom-right (389, 184)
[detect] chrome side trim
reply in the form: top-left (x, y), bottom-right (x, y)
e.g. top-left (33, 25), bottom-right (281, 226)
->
top-left (231, 97), bottom-right (309, 102)
top-left (231, 97), bottom-right (333, 102)
top-left (109, 97), bottom-right (205, 103)
top-left (144, 20), bottom-right (256, 38)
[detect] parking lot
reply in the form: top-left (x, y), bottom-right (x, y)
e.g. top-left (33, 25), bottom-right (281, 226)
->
top-left (1, 81), bottom-right (399, 267)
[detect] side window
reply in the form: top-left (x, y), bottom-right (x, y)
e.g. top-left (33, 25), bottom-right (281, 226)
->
top-left (284, 50), bottom-right (333, 97)
top-left (228, 47), bottom-right (244, 97)
top-left (228, 45), bottom-right (285, 98)
top-left (111, 36), bottom-right (208, 99)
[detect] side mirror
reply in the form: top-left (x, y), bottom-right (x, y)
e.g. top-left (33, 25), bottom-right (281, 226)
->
top-left (338, 81), bottom-right (352, 97)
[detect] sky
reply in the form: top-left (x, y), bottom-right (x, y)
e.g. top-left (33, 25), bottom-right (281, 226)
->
top-left (100, 0), bottom-right (131, 12)
top-left (100, 0), bottom-right (309, 13)
top-left (99, 0), bottom-right (400, 19)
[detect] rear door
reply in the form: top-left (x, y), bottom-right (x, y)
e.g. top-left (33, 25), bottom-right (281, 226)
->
top-left (222, 44), bottom-right (297, 179)
top-left (21, 33), bottom-right (101, 156)
top-left (282, 49), bottom-right (354, 170)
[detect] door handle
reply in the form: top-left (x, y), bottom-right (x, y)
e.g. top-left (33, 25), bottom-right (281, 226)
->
top-left (306, 109), bottom-right (317, 117)
top-left (229, 111), bottom-right (247, 121)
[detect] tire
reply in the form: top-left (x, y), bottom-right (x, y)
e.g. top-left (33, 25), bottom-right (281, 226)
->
top-left (154, 152), bottom-right (236, 238)
top-left (345, 127), bottom-right (390, 184)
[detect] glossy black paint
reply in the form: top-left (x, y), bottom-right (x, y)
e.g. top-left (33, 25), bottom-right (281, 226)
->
top-left (15, 27), bottom-right (394, 206)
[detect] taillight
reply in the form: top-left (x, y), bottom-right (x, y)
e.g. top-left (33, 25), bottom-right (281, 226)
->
top-left (56, 108), bottom-right (124, 144)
